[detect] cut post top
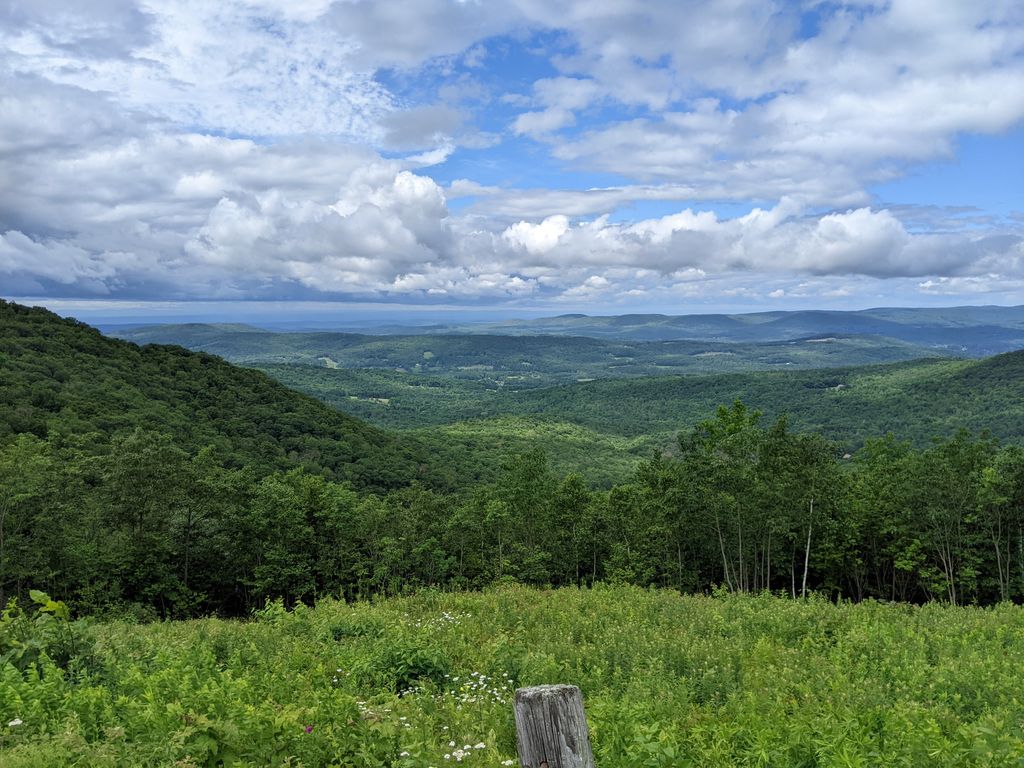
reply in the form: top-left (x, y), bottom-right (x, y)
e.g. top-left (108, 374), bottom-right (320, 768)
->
top-left (514, 684), bottom-right (595, 768)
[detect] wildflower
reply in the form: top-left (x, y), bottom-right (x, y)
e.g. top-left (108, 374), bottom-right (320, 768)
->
top-left (8, 718), bottom-right (23, 728)
top-left (474, 743), bottom-right (486, 749)
top-left (304, 724), bottom-right (314, 733)
top-left (502, 761), bottom-right (516, 766)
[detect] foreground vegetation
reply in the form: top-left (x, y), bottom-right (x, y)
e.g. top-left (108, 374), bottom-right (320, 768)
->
top-left (4, 586), bottom-right (1024, 766)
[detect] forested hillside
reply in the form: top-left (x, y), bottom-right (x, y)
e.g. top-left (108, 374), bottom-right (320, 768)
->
top-left (110, 317), bottom-right (1024, 454)
top-left (0, 300), bottom-right (444, 492)
top-left (3, 300), bottom-right (1024, 621)
top-left (260, 354), bottom-right (1024, 450)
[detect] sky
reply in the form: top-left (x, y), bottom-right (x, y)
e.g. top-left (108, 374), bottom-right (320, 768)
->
top-left (1, 0), bottom-right (1023, 319)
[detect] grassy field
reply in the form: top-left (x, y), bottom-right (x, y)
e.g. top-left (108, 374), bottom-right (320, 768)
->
top-left (5, 585), bottom-right (1024, 766)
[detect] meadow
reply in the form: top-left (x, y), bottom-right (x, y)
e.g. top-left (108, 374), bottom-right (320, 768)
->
top-left (5, 585), bottom-right (1024, 767)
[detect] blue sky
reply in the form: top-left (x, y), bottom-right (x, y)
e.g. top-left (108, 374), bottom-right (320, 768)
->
top-left (1, 1), bottom-right (1023, 318)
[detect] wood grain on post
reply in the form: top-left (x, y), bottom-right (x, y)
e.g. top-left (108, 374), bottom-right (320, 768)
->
top-left (514, 684), bottom-right (595, 768)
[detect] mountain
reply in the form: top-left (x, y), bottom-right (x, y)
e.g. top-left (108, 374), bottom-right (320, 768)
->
top-left (16, 300), bottom-right (1023, 490)
top-left (108, 324), bottom-right (945, 387)
top-left (318, 305), bottom-right (1024, 355)
top-left (0, 301), bottom-right (447, 492)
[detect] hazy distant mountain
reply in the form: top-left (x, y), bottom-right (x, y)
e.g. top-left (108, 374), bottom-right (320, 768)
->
top-left (328, 305), bottom-right (1024, 356)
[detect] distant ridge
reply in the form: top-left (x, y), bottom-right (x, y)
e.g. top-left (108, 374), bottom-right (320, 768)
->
top-left (371, 305), bottom-right (1024, 355)
top-left (109, 323), bottom-right (945, 383)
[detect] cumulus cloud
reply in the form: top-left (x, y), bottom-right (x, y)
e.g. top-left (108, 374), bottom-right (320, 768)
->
top-left (512, 77), bottom-right (602, 137)
top-left (2, 0), bottom-right (1023, 308)
top-left (517, 1), bottom-right (1024, 205)
top-left (503, 216), bottom-right (570, 254)
top-left (2, 90), bottom-right (1021, 304)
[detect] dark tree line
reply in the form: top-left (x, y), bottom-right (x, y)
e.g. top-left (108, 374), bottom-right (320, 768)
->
top-left (3, 403), bottom-right (1023, 618)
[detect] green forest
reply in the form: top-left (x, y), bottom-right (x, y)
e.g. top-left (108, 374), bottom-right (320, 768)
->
top-left (7, 300), bottom-right (1024, 766)
top-left (4, 300), bottom-right (1024, 617)
top-left (260, 353), bottom-right (1024, 447)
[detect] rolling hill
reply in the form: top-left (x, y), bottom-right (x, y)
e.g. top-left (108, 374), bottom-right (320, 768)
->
top-left (256, 353), bottom-right (1024, 456)
top-left (13, 300), bottom-right (1024, 488)
top-left (109, 323), bottom-right (945, 387)
top-left (0, 301), bottom-right (450, 492)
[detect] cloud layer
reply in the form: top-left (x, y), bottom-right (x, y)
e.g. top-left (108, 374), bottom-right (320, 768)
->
top-left (1, 0), bottom-right (1023, 308)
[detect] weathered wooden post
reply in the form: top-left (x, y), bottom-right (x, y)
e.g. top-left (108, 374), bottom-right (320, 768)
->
top-left (514, 684), bottom-right (595, 768)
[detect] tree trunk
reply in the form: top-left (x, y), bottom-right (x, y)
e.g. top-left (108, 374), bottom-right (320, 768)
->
top-left (801, 498), bottom-right (813, 599)
top-left (790, 548), bottom-right (796, 599)
top-left (183, 505), bottom-right (193, 592)
top-left (714, 510), bottom-right (734, 591)
top-left (676, 540), bottom-right (683, 590)
top-left (0, 503), bottom-right (7, 608)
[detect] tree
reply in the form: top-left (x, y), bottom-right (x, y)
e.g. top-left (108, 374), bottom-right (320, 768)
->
top-left (977, 446), bottom-right (1024, 601)
top-left (101, 429), bottom-right (191, 616)
top-left (0, 435), bottom-right (54, 605)
top-left (849, 436), bottom-right (920, 601)
top-left (679, 401), bottom-right (766, 592)
top-left (907, 432), bottom-right (995, 604)
top-left (548, 473), bottom-right (592, 586)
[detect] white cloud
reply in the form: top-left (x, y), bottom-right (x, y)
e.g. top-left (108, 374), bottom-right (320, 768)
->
top-left (3, 0), bottom-right (392, 140)
top-left (2, 0), bottom-right (1024, 309)
top-left (512, 77), bottom-right (602, 137)
top-left (522, 1), bottom-right (1024, 204)
top-left (502, 216), bottom-right (570, 255)
top-left (513, 108), bottom-right (576, 137)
